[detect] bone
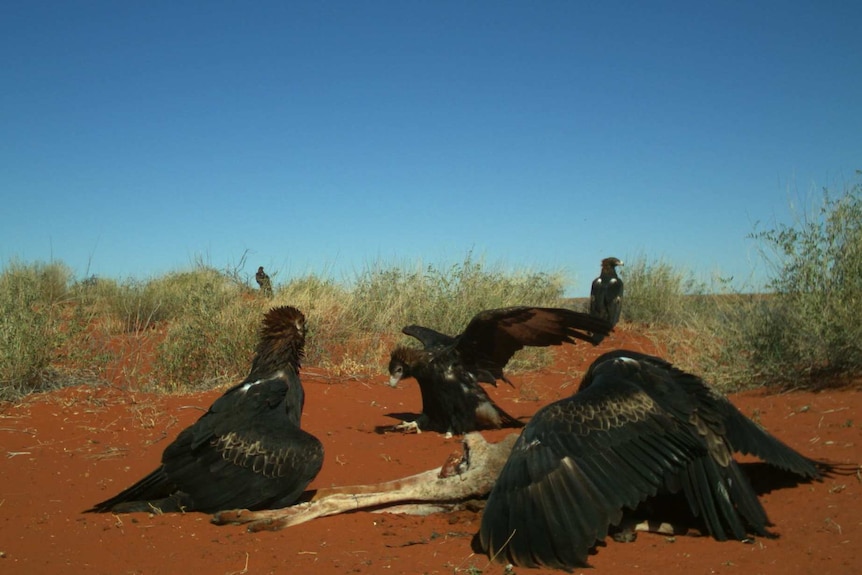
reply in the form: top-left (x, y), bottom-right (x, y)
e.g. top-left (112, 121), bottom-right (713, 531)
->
top-left (211, 432), bottom-right (519, 532)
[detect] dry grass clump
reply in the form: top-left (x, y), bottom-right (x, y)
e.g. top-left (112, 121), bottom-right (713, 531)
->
top-left (345, 255), bottom-right (568, 373)
top-left (0, 255), bottom-right (569, 398)
top-left (3, 177), bottom-right (860, 399)
top-left (0, 260), bottom-right (79, 400)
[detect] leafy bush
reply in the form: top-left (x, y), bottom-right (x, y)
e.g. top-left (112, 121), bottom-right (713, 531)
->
top-left (656, 176), bottom-right (862, 391)
top-left (743, 177), bottom-right (862, 385)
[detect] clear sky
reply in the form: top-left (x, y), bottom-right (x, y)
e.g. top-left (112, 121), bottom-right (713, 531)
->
top-left (2, 1), bottom-right (860, 295)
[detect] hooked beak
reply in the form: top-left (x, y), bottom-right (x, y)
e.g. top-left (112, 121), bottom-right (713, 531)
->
top-left (388, 375), bottom-right (401, 388)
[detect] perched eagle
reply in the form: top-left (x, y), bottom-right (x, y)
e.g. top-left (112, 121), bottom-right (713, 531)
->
top-left (85, 306), bottom-right (323, 514)
top-left (255, 266), bottom-right (273, 297)
top-left (589, 257), bottom-right (624, 328)
top-left (386, 306), bottom-right (613, 436)
top-left (479, 349), bottom-right (850, 570)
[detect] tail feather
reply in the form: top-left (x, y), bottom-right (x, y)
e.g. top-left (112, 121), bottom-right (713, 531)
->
top-left (494, 402), bottom-right (526, 429)
top-left (84, 466), bottom-right (174, 513)
top-left (678, 455), bottom-right (770, 541)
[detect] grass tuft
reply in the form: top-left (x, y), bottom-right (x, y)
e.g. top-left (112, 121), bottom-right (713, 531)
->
top-left (3, 176), bottom-right (861, 400)
top-left (0, 260), bottom-right (77, 400)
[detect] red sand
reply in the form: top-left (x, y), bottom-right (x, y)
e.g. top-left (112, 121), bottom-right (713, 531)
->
top-left (1, 331), bottom-right (860, 575)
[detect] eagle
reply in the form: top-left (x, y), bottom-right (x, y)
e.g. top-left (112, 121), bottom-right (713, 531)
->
top-left (386, 306), bottom-right (613, 436)
top-left (479, 349), bottom-right (851, 570)
top-left (85, 306), bottom-right (323, 514)
top-left (589, 257), bottom-right (624, 328)
top-left (255, 266), bottom-right (273, 297)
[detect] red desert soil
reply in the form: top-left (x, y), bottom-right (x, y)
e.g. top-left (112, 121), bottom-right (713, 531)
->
top-left (1, 330), bottom-right (860, 575)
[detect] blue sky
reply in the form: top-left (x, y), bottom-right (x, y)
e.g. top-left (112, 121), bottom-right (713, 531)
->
top-left (2, 2), bottom-right (860, 296)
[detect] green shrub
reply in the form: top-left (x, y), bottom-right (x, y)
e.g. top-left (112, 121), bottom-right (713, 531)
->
top-left (743, 178), bottom-right (862, 386)
top-left (667, 176), bottom-right (862, 391)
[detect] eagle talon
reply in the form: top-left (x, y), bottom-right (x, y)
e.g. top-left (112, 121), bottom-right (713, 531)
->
top-left (395, 420), bottom-right (422, 434)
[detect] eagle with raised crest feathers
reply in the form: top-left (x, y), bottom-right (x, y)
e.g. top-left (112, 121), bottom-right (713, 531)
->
top-left (85, 306), bottom-right (323, 514)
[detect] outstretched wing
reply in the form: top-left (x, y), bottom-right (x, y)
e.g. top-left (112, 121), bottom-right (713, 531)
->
top-left (480, 377), bottom-right (699, 569)
top-left (591, 350), bottom-right (827, 479)
top-left (455, 307), bottom-right (611, 380)
top-left (401, 324), bottom-right (456, 349)
top-left (667, 370), bottom-right (834, 479)
top-left (481, 349), bottom-right (808, 569)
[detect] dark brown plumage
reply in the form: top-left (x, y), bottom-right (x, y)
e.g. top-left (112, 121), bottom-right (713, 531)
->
top-left (85, 306), bottom-right (323, 514)
top-left (255, 266), bottom-right (273, 297)
top-left (387, 306), bottom-right (613, 436)
top-left (479, 349), bottom-right (853, 570)
top-left (589, 257), bottom-right (623, 328)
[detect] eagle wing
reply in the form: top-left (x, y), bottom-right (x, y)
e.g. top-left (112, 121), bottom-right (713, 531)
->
top-left (85, 306), bottom-right (321, 515)
top-left (401, 324), bottom-right (456, 349)
top-left (589, 276), bottom-right (605, 318)
top-left (480, 377), bottom-right (698, 569)
top-left (86, 373), bottom-right (323, 514)
top-left (162, 374), bottom-right (323, 512)
top-left (455, 307), bottom-right (611, 382)
top-left (480, 347), bottom-right (807, 569)
top-left (597, 350), bottom-right (826, 478)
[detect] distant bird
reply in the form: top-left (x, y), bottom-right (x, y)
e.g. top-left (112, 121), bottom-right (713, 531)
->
top-left (386, 306), bottom-right (613, 436)
top-left (589, 257), bottom-right (624, 327)
top-left (85, 306), bottom-right (323, 514)
top-left (256, 266), bottom-right (273, 297)
top-left (479, 349), bottom-right (851, 570)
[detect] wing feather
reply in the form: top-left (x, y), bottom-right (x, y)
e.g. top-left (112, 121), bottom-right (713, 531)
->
top-left (401, 324), bottom-right (455, 349)
top-left (481, 348), bottom-right (824, 569)
top-left (612, 349), bottom-right (826, 478)
top-left (162, 374), bottom-right (323, 512)
top-left (481, 379), bottom-right (699, 569)
top-left (456, 307), bottom-right (612, 375)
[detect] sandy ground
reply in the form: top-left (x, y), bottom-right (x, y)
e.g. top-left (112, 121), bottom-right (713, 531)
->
top-left (1, 330), bottom-right (860, 575)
